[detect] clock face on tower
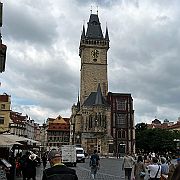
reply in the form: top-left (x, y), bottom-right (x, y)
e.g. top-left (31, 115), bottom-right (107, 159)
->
top-left (91, 49), bottom-right (99, 59)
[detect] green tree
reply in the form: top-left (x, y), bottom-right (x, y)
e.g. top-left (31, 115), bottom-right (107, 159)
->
top-left (135, 126), bottom-right (180, 154)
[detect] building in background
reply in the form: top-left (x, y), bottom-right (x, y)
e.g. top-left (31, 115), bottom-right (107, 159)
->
top-left (9, 111), bottom-right (26, 136)
top-left (39, 122), bottom-right (48, 153)
top-left (147, 118), bottom-right (175, 129)
top-left (34, 122), bottom-right (40, 142)
top-left (0, 93), bottom-right (11, 133)
top-left (46, 115), bottom-right (70, 150)
top-left (107, 92), bottom-right (135, 155)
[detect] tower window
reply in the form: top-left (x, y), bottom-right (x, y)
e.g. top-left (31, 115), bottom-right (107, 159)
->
top-left (116, 114), bottom-right (126, 127)
top-left (116, 99), bottom-right (126, 110)
top-left (1, 104), bottom-right (5, 109)
top-left (89, 116), bottom-right (92, 128)
top-left (0, 117), bottom-right (4, 124)
top-left (117, 130), bottom-right (126, 139)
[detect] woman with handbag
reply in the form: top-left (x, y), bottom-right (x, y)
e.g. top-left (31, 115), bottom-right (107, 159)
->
top-left (147, 157), bottom-right (161, 180)
top-left (134, 155), bottom-right (146, 180)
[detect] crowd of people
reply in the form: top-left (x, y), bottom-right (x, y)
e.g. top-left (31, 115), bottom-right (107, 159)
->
top-left (15, 151), bottom-right (40, 180)
top-left (12, 149), bottom-right (100, 180)
top-left (122, 152), bottom-right (180, 180)
top-left (1, 149), bottom-right (180, 180)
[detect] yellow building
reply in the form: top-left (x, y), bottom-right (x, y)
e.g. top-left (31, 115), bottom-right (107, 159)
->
top-left (0, 93), bottom-right (11, 133)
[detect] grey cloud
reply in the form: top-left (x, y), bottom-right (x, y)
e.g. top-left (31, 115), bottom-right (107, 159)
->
top-left (3, 1), bottom-right (58, 45)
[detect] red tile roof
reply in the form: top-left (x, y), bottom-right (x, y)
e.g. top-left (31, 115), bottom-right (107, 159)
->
top-left (167, 121), bottom-right (180, 130)
top-left (0, 94), bottom-right (9, 102)
top-left (10, 111), bottom-right (26, 124)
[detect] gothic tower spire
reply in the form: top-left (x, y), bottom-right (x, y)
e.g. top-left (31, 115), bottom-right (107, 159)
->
top-left (105, 26), bottom-right (109, 42)
top-left (81, 24), bottom-right (85, 40)
top-left (79, 13), bottom-right (109, 104)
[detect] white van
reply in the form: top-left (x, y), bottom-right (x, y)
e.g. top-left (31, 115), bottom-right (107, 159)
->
top-left (61, 145), bottom-right (77, 167)
top-left (76, 147), bottom-right (85, 163)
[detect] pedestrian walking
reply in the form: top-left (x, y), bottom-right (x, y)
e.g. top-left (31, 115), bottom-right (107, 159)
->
top-left (21, 151), bottom-right (31, 180)
top-left (147, 157), bottom-right (161, 180)
top-left (167, 161), bottom-right (175, 180)
top-left (160, 157), bottom-right (169, 176)
top-left (171, 158), bottom-right (180, 180)
top-left (89, 149), bottom-right (100, 179)
top-left (122, 152), bottom-right (135, 180)
top-left (42, 149), bottom-right (78, 180)
top-left (42, 153), bottom-right (47, 169)
top-left (134, 155), bottom-right (146, 180)
top-left (26, 154), bottom-right (38, 180)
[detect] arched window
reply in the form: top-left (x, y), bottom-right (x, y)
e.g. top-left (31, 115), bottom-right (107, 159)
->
top-left (89, 116), bottom-right (92, 128)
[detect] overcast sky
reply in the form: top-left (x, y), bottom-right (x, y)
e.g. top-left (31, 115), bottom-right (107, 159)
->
top-left (1, 0), bottom-right (180, 125)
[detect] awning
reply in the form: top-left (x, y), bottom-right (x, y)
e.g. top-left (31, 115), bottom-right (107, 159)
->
top-left (0, 135), bottom-right (22, 147)
top-left (1, 134), bottom-right (40, 146)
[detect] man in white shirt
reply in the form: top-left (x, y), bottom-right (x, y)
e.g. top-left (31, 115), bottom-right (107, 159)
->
top-left (147, 157), bottom-right (161, 180)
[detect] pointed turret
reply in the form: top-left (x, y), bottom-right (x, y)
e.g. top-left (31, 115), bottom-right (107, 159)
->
top-left (105, 26), bottom-right (109, 41)
top-left (77, 92), bottom-right (80, 111)
top-left (95, 83), bottom-right (103, 105)
top-left (83, 83), bottom-right (109, 107)
top-left (86, 14), bottom-right (103, 39)
top-left (81, 25), bottom-right (85, 40)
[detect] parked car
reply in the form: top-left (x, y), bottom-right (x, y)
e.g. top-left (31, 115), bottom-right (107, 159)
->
top-left (76, 147), bottom-right (85, 163)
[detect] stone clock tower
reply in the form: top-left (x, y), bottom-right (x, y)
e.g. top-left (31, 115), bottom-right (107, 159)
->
top-left (71, 12), bottom-right (135, 156)
top-left (79, 13), bottom-right (109, 104)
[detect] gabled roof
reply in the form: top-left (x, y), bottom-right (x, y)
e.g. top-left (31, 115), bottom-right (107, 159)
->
top-left (0, 94), bottom-right (9, 102)
top-left (95, 83), bottom-right (103, 105)
top-left (83, 84), bottom-right (109, 107)
top-left (53, 116), bottom-right (67, 124)
top-left (167, 121), bottom-right (180, 130)
top-left (10, 111), bottom-right (26, 124)
top-left (86, 14), bottom-right (103, 39)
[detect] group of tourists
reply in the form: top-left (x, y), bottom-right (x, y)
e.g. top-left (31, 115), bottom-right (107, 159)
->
top-left (16, 151), bottom-right (39, 180)
top-left (14, 149), bottom-right (78, 180)
top-left (122, 152), bottom-right (180, 180)
top-left (1, 148), bottom-right (179, 180)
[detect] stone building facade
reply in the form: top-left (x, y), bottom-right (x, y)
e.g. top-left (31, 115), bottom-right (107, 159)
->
top-left (0, 93), bottom-right (11, 133)
top-left (71, 13), bottom-right (135, 155)
top-left (107, 92), bottom-right (135, 155)
top-left (79, 14), bottom-right (109, 104)
top-left (71, 13), bottom-right (113, 156)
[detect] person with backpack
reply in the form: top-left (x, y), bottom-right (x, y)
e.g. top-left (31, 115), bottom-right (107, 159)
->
top-left (89, 149), bottom-right (100, 179)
